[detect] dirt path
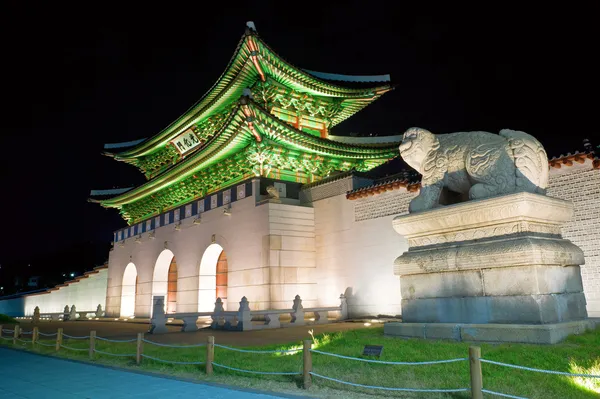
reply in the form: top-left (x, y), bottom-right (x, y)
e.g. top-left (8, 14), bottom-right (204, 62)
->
top-left (13, 320), bottom-right (378, 346)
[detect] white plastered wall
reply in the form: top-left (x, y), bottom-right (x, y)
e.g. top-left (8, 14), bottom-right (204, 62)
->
top-left (106, 193), bottom-right (270, 318)
top-left (0, 269), bottom-right (108, 317)
top-left (310, 179), bottom-right (415, 318)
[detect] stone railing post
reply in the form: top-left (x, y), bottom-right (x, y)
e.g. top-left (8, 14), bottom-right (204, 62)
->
top-left (149, 296), bottom-right (168, 334)
top-left (63, 305), bottom-right (70, 321)
top-left (95, 304), bottom-right (103, 318)
top-left (56, 328), bottom-right (63, 351)
top-left (33, 306), bottom-right (41, 324)
top-left (339, 294), bottom-right (348, 320)
top-left (291, 295), bottom-right (305, 325)
top-left (211, 298), bottom-right (224, 329)
top-left (303, 340), bottom-right (312, 389)
top-left (69, 305), bottom-right (77, 321)
top-left (206, 336), bottom-right (215, 375)
top-left (238, 297), bottom-right (252, 331)
top-left (469, 346), bottom-right (483, 399)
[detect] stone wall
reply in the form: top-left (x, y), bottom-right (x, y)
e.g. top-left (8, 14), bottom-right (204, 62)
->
top-left (0, 268), bottom-right (108, 317)
top-left (547, 159), bottom-right (600, 316)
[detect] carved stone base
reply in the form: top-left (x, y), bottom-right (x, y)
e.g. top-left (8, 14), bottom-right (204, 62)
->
top-left (393, 192), bottom-right (588, 325)
top-left (384, 319), bottom-right (599, 344)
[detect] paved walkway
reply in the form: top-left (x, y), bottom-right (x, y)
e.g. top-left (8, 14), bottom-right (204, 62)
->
top-left (0, 348), bottom-right (293, 398)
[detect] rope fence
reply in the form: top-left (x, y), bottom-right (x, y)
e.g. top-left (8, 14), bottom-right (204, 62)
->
top-left (141, 354), bottom-right (204, 365)
top-left (96, 337), bottom-right (137, 343)
top-left (214, 343), bottom-right (298, 354)
top-left (1, 324), bottom-right (598, 399)
top-left (212, 362), bottom-right (299, 375)
top-left (310, 371), bottom-right (469, 393)
top-left (480, 358), bottom-right (600, 379)
top-left (310, 348), bottom-right (467, 365)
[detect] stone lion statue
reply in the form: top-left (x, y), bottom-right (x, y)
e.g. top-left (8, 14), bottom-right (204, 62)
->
top-left (399, 127), bottom-right (549, 213)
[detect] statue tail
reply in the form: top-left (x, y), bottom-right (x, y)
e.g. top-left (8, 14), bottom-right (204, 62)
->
top-left (499, 129), bottom-right (549, 194)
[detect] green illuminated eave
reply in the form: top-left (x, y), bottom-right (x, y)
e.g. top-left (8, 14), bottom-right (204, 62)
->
top-left (92, 99), bottom-right (399, 208)
top-left (106, 27), bottom-right (391, 162)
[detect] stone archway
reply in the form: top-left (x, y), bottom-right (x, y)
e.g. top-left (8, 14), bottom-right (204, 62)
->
top-left (198, 243), bottom-right (227, 312)
top-left (120, 262), bottom-right (137, 317)
top-left (152, 249), bottom-right (177, 315)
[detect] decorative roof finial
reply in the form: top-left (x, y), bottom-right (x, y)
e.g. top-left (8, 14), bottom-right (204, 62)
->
top-left (246, 21), bottom-right (257, 33)
top-left (583, 138), bottom-right (594, 154)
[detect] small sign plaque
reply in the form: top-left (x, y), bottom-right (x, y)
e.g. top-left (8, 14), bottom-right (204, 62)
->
top-left (362, 345), bottom-right (383, 357)
top-left (171, 128), bottom-right (202, 155)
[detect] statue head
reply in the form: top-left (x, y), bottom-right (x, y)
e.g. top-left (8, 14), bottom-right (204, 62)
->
top-left (399, 127), bottom-right (437, 173)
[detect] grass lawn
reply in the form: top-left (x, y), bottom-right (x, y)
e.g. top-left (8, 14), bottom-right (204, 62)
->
top-left (2, 324), bottom-right (599, 399)
top-left (0, 314), bottom-right (16, 324)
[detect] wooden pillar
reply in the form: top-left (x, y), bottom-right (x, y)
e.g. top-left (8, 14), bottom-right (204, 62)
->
top-left (469, 346), bottom-right (483, 399)
top-left (136, 333), bottom-right (143, 365)
top-left (206, 336), bottom-right (214, 375)
top-left (56, 328), bottom-right (63, 352)
top-left (303, 340), bottom-right (312, 389)
top-left (13, 325), bottom-right (20, 345)
top-left (89, 331), bottom-right (96, 360)
top-left (32, 327), bottom-right (39, 345)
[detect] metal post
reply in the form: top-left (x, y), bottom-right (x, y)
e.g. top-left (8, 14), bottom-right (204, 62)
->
top-left (303, 340), bottom-right (312, 389)
top-left (56, 328), bottom-right (63, 352)
top-left (32, 326), bottom-right (39, 345)
top-left (469, 346), bottom-right (483, 399)
top-left (136, 333), bottom-right (143, 365)
top-left (206, 336), bottom-right (215, 375)
top-left (89, 331), bottom-right (96, 359)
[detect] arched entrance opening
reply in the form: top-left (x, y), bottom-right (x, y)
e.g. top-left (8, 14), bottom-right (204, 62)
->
top-left (152, 249), bottom-right (177, 315)
top-left (120, 262), bottom-right (137, 317)
top-left (198, 243), bottom-right (227, 312)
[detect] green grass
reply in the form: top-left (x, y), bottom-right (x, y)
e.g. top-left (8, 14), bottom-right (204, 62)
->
top-left (2, 325), bottom-right (599, 399)
top-left (0, 314), bottom-right (17, 324)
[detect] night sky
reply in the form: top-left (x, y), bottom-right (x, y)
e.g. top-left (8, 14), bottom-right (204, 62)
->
top-left (2, 4), bottom-right (598, 271)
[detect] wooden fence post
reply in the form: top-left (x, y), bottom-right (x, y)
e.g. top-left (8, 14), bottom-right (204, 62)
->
top-left (32, 326), bottom-right (39, 345)
top-left (136, 333), bottom-right (143, 365)
top-left (13, 325), bottom-right (20, 345)
top-left (56, 328), bottom-right (63, 352)
top-left (303, 340), bottom-right (312, 389)
top-left (89, 331), bottom-right (96, 359)
top-left (469, 346), bottom-right (483, 399)
top-left (206, 336), bottom-right (215, 375)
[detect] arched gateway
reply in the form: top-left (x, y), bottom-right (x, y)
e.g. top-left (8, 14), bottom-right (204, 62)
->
top-left (120, 262), bottom-right (137, 317)
top-left (198, 244), bottom-right (228, 312)
top-left (152, 249), bottom-right (178, 314)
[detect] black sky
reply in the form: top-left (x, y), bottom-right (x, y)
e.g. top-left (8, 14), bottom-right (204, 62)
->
top-left (1, 3), bottom-right (598, 266)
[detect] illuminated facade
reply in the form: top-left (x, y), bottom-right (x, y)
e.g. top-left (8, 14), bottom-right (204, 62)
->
top-left (4, 23), bottom-right (594, 320)
top-left (90, 22), bottom-right (405, 318)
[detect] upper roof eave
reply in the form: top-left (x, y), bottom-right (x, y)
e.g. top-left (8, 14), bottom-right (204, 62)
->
top-left (107, 24), bottom-right (391, 161)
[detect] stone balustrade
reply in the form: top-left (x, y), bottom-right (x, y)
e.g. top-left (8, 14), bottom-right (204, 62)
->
top-left (149, 294), bottom-right (348, 334)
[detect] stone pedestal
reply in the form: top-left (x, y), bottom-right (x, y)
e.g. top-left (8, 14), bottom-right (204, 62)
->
top-left (385, 192), bottom-right (593, 343)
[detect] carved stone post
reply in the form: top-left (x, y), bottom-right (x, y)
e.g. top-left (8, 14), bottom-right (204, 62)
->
top-left (237, 297), bottom-right (252, 331)
top-left (339, 294), bottom-right (348, 320)
top-left (63, 305), bottom-right (70, 321)
top-left (95, 304), bottom-right (103, 318)
top-left (291, 295), bottom-right (305, 325)
top-left (33, 306), bottom-right (41, 324)
top-left (69, 305), bottom-right (77, 321)
top-left (149, 296), bottom-right (168, 334)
